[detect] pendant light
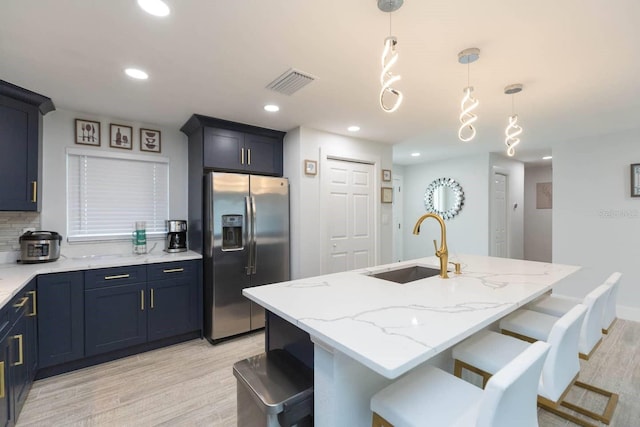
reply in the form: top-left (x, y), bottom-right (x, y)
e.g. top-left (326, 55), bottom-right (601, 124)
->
top-left (457, 48), bottom-right (480, 142)
top-left (504, 83), bottom-right (523, 157)
top-left (378, 0), bottom-right (403, 113)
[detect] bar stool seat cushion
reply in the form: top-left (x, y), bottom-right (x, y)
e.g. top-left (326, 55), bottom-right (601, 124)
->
top-left (371, 364), bottom-right (482, 427)
top-left (452, 329), bottom-right (529, 375)
top-left (527, 294), bottom-right (575, 317)
top-left (499, 309), bottom-right (558, 342)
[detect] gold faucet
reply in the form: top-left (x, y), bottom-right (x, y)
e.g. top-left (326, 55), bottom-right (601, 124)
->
top-left (412, 213), bottom-right (449, 279)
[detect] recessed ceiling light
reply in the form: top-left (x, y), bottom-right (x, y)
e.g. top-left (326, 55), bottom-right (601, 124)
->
top-left (542, 156), bottom-right (552, 160)
top-left (347, 126), bottom-right (360, 132)
top-left (137, 0), bottom-right (170, 17)
top-left (264, 104), bottom-right (279, 112)
top-left (124, 68), bottom-right (149, 80)
top-left (411, 152), bottom-right (421, 157)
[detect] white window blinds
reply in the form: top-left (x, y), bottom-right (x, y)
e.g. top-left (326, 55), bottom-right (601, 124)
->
top-left (67, 149), bottom-right (169, 242)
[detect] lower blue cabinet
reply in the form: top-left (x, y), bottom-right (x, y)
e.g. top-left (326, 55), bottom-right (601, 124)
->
top-left (37, 272), bottom-right (84, 368)
top-left (0, 279), bottom-right (37, 426)
top-left (84, 260), bottom-right (200, 357)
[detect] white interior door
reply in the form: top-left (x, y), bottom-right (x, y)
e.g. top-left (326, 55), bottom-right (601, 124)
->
top-left (392, 175), bottom-right (403, 262)
top-left (323, 158), bottom-right (375, 273)
top-left (491, 172), bottom-right (508, 257)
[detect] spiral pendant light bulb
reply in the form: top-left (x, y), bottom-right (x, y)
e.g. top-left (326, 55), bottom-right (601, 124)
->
top-left (503, 83), bottom-right (524, 157)
top-left (505, 114), bottom-right (522, 157)
top-left (458, 86), bottom-right (479, 142)
top-left (380, 36), bottom-right (403, 113)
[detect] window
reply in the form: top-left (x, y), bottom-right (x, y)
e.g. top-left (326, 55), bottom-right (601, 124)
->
top-left (67, 148), bottom-right (169, 242)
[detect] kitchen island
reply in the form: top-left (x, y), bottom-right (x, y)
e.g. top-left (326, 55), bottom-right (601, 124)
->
top-left (244, 254), bottom-right (580, 427)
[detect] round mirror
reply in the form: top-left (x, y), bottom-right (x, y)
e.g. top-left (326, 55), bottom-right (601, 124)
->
top-left (424, 178), bottom-right (465, 220)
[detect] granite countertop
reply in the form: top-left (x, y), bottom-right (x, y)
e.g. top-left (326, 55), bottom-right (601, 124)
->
top-left (244, 254), bottom-right (580, 379)
top-left (0, 250), bottom-right (202, 309)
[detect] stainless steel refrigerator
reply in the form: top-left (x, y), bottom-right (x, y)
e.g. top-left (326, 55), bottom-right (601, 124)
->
top-left (204, 172), bottom-right (289, 342)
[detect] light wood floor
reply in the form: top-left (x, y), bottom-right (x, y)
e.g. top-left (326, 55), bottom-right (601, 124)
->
top-left (17, 320), bottom-right (640, 426)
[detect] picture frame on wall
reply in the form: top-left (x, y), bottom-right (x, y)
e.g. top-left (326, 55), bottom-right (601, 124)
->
top-left (140, 128), bottom-right (161, 153)
top-left (382, 169), bottom-right (392, 182)
top-left (74, 119), bottom-right (100, 146)
top-left (304, 159), bottom-right (317, 175)
top-left (109, 123), bottom-right (133, 149)
top-left (381, 187), bottom-right (393, 203)
top-left (631, 164), bottom-right (640, 197)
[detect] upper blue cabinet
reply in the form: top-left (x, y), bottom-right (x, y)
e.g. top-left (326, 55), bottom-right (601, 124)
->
top-left (0, 80), bottom-right (55, 211)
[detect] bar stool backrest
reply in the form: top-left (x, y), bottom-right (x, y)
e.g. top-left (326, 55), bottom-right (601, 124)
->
top-left (477, 341), bottom-right (551, 427)
top-left (540, 304), bottom-right (587, 402)
top-left (580, 284), bottom-right (610, 354)
top-left (602, 272), bottom-right (622, 330)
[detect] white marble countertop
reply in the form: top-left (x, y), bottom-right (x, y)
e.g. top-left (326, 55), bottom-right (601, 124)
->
top-left (244, 254), bottom-right (580, 379)
top-left (0, 250), bottom-right (202, 309)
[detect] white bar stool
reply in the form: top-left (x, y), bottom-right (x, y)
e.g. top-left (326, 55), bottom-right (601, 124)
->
top-left (526, 283), bottom-right (610, 359)
top-left (370, 341), bottom-right (550, 427)
top-left (453, 305), bottom-right (594, 426)
top-left (601, 272), bottom-right (622, 333)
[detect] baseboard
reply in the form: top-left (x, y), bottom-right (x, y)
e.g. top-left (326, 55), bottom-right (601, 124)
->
top-left (618, 305), bottom-right (640, 322)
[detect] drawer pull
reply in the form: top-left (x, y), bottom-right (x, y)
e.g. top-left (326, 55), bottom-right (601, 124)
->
top-left (12, 335), bottom-right (23, 366)
top-left (104, 274), bottom-right (130, 280)
top-left (141, 290), bottom-right (145, 311)
top-left (31, 181), bottom-right (37, 203)
top-left (28, 290), bottom-right (37, 317)
top-left (163, 268), bottom-right (184, 273)
top-left (151, 288), bottom-right (155, 309)
top-left (0, 362), bottom-right (4, 398)
top-left (13, 297), bottom-right (28, 308)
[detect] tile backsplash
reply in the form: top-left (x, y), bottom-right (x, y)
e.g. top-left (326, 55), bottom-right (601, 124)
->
top-left (0, 212), bottom-right (41, 252)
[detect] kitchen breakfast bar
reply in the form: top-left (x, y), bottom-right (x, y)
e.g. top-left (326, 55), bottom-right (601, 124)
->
top-left (243, 254), bottom-right (581, 426)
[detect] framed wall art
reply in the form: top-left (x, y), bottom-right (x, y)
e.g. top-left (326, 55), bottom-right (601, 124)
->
top-left (381, 187), bottom-right (393, 203)
top-left (75, 119), bottom-right (100, 146)
top-left (631, 164), bottom-right (640, 197)
top-left (382, 169), bottom-right (392, 182)
top-left (304, 159), bottom-right (317, 176)
top-left (140, 128), bottom-right (161, 153)
top-left (110, 123), bottom-right (133, 149)
top-left (536, 182), bottom-right (553, 209)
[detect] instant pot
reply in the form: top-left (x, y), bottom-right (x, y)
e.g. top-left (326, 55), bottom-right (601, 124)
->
top-left (19, 231), bottom-right (62, 263)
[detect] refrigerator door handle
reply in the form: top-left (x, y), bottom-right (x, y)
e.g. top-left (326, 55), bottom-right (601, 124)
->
top-left (251, 196), bottom-right (257, 274)
top-left (245, 196), bottom-right (253, 276)
top-left (205, 173), bottom-right (214, 258)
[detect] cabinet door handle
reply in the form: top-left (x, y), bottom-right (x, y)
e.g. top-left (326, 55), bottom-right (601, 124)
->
top-left (141, 290), bottom-right (145, 311)
top-left (0, 362), bottom-right (4, 399)
top-left (31, 181), bottom-right (37, 203)
top-left (163, 268), bottom-right (184, 273)
top-left (150, 288), bottom-right (155, 309)
top-left (12, 335), bottom-right (23, 366)
top-left (104, 274), bottom-right (130, 280)
top-left (241, 147), bottom-right (245, 165)
top-left (28, 290), bottom-right (37, 317)
top-left (247, 148), bottom-right (251, 165)
top-left (13, 297), bottom-right (28, 308)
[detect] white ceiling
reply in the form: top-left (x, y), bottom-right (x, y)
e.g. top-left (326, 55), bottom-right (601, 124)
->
top-left (2, 1), bottom-right (639, 165)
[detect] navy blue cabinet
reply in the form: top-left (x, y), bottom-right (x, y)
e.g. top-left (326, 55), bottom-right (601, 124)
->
top-left (84, 261), bottom-right (200, 357)
top-left (182, 114), bottom-right (284, 177)
top-left (84, 266), bottom-right (147, 356)
top-left (0, 81), bottom-right (54, 211)
top-left (37, 272), bottom-right (84, 367)
top-left (147, 262), bottom-right (199, 341)
top-left (0, 280), bottom-right (37, 426)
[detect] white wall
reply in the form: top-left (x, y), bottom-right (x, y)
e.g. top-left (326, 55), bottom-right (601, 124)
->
top-left (284, 126), bottom-right (393, 279)
top-left (402, 153), bottom-right (491, 261)
top-left (524, 165), bottom-right (552, 262)
top-left (40, 108), bottom-right (188, 256)
top-left (489, 153), bottom-right (525, 260)
top-left (553, 127), bottom-right (640, 320)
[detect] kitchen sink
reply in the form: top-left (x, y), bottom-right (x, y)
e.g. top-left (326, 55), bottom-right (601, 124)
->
top-left (368, 265), bottom-right (442, 284)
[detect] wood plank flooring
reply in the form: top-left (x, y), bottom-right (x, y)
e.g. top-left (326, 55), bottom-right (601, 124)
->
top-left (17, 320), bottom-right (640, 426)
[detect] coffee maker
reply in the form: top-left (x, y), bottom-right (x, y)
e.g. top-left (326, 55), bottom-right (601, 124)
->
top-left (165, 220), bottom-right (187, 252)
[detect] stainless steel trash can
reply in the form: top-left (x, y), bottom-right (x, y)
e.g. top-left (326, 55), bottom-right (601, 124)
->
top-left (233, 349), bottom-right (313, 427)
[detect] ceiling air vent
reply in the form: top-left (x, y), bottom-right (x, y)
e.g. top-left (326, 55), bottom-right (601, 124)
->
top-left (266, 68), bottom-right (315, 95)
